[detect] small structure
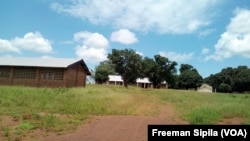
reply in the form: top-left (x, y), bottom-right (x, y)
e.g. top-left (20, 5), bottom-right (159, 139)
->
top-left (136, 77), bottom-right (152, 88)
top-left (136, 78), bottom-right (168, 89)
top-left (0, 57), bottom-right (91, 88)
top-left (106, 75), bottom-right (168, 89)
top-left (107, 75), bottom-right (123, 85)
top-left (160, 81), bottom-right (168, 89)
top-left (197, 83), bottom-right (213, 93)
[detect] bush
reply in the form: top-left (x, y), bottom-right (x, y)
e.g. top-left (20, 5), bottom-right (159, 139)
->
top-left (218, 83), bottom-right (232, 93)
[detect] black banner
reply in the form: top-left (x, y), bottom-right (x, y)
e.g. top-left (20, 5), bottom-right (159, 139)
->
top-left (148, 124), bottom-right (250, 141)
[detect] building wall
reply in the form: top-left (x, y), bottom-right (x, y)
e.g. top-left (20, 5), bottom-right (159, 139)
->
top-left (136, 83), bottom-right (153, 88)
top-left (159, 83), bottom-right (168, 89)
top-left (0, 63), bottom-right (88, 88)
top-left (0, 66), bottom-right (12, 85)
top-left (65, 63), bottom-right (87, 87)
top-left (197, 83), bottom-right (213, 93)
top-left (38, 67), bottom-right (66, 87)
top-left (13, 79), bottom-right (37, 87)
top-left (107, 81), bottom-right (123, 85)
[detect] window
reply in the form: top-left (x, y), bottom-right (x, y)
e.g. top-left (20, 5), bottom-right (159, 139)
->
top-left (14, 68), bottom-right (36, 79)
top-left (40, 69), bottom-right (63, 80)
top-left (0, 68), bottom-right (10, 78)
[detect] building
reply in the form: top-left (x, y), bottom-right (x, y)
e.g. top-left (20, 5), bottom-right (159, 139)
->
top-left (136, 77), bottom-right (152, 88)
top-left (107, 75), bottom-right (168, 89)
top-left (159, 81), bottom-right (168, 89)
top-left (0, 57), bottom-right (91, 88)
top-left (197, 83), bottom-right (213, 93)
top-left (107, 75), bottom-right (123, 85)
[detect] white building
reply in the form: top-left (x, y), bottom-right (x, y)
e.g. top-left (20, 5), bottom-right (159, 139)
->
top-left (198, 83), bottom-right (213, 93)
top-left (107, 75), bottom-right (168, 88)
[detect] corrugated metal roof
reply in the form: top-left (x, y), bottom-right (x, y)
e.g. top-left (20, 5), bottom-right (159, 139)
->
top-left (0, 57), bottom-right (82, 68)
top-left (108, 75), bottom-right (123, 82)
top-left (136, 77), bottom-right (151, 83)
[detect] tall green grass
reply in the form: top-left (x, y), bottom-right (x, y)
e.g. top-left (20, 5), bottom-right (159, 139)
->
top-left (0, 85), bottom-right (249, 140)
top-left (0, 85), bottom-right (159, 139)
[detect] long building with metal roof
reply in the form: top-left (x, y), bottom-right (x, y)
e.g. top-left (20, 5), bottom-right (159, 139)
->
top-left (0, 57), bottom-right (91, 87)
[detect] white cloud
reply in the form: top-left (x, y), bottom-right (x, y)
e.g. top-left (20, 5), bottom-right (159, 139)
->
top-left (159, 51), bottom-right (194, 62)
top-left (199, 28), bottom-right (216, 37)
top-left (136, 51), bottom-right (143, 56)
top-left (51, 0), bottom-right (219, 34)
top-left (74, 31), bottom-right (109, 63)
top-left (201, 48), bottom-right (210, 55)
top-left (0, 39), bottom-right (20, 53)
top-left (110, 29), bottom-right (138, 45)
top-left (206, 8), bottom-right (250, 61)
top-left (13, 32), bottom-right (52, 53)
top-left (0, 32), bottom-right (52, 54)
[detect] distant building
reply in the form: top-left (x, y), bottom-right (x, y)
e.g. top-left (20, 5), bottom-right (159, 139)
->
top-left (107, 75), bottom-right (168, 88)
top-left (107, 75), bottom-right (123, 85)
top-left (197, 83), bottom-right (213, 93)
top-left (0, 57), bottom-right (91, 88)
top-left (159, 81), bottom-right (168, 89)
top-left (136, 77), bottom-right (153, 88)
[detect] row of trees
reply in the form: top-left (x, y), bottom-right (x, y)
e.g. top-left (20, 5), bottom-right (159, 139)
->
top-left (94, 48), bottom-right (203, 89)
top-left (94, 48), bottom-right (250, 93)
top-left (204, 66), bottom-right (250, 93)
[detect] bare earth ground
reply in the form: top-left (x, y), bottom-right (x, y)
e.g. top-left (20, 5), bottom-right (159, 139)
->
top-left (39, 105), bottom-right (187, 141)
top-left (38, 106), bottom-right (242, 141)
top-left (1, 105), bottom-right (243, 141)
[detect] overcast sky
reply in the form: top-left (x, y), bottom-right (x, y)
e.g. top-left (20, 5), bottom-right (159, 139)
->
top-left (0, 0), bottom-right (250, 77)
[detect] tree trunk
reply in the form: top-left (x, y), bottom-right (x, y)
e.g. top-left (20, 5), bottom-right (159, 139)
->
top-left (124, 80), bottom-right (128, 88)
top-left (153, 82), bottom-right (157, 89)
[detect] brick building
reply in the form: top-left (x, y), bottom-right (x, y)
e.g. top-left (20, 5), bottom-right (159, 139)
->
top-left (0, 57), bottom-right (91, 87)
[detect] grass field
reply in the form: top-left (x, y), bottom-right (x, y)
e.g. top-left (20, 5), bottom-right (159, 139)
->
top-left (0, 84), bottom-right (250, 140)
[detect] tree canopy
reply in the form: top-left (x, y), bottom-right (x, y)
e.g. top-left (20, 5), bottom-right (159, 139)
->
top-left (204, 66), bottom-right (250, 93)
top-left (142, 55), bottom-right (177, 88)
top-left (107, 48), bottom-right (142, 87)
top-left (178, 64), bottom-right (203, 90)
top-left (94, 60), bottom-right (115, 84)
top-left (93, 48), bottom-right (249, 92)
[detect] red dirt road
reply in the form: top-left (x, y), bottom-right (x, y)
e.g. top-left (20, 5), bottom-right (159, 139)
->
top-left (39, 106), bottom-right (188, 141)
top-left (40, 116), bottom-right (187, 141)
top-left (2, 104), bottom-right (242, 141)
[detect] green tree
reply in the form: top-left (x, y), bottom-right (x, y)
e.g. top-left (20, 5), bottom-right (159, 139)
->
top-left (107, 49), bottom-right (142, 87)
top-left (218, 83), bottom-right (232, 93)
top-left (233, 66), bottom-right (250, 92)
top-left (204, 67), bottom-right (233, 93)
top-left (94, 60), bottom-right (115, 84)
top-left (178, 64), bottom-right (203, 90)
top-left (142, 55), bottom-right (177, 88)
top-left (179, 64), bottom-right (194, 73)
top-left (204, 66), bottom-right (250, 93)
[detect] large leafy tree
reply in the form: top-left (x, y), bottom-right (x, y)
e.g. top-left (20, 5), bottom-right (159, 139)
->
top-left (234, 66), bottom-right (250, 92)
top-left (204, 66), bottom-right (250, 93)
top-left (94, 60), bottom-right (115, 84)
top-left (107, 48), bottom-right (142, 87)
top-left (179, 64), bottom-right (194, 73)
top-left (142, 55), bottom-right (177, 88)
top-left (178, 64), bottom-right (203, 90)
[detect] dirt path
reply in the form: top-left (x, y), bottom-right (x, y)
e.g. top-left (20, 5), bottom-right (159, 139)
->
top-left (38, 105), bottom-right (188, 141)
top-left (2, 104), bottom-right (243, 141)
